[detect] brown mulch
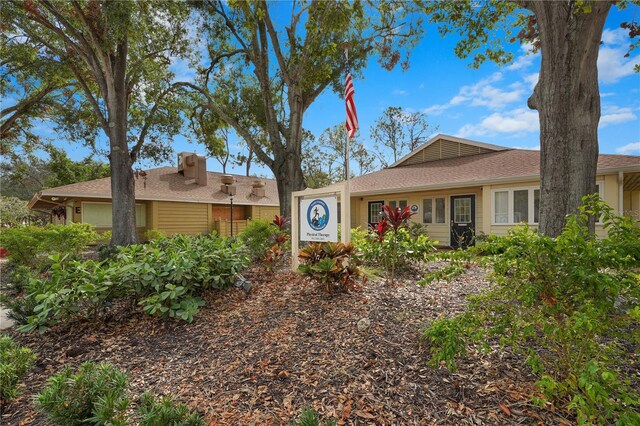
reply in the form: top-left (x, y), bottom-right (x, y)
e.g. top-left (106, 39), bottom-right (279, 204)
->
top-left (2, 263), bottom-right (569, 425)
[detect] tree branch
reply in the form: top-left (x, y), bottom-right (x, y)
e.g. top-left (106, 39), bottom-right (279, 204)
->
top-left (262, 4), bottom-right (291, 87)
top-left (175, 82), bottom-right (275, 169)
top-left (129, 84), bottom-right (178, 163)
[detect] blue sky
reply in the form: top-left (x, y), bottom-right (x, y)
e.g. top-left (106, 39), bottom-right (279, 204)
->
top-left (10, 4), bottom-right (640, 178)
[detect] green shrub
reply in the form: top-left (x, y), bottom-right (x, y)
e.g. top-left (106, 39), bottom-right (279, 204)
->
top-left (137, 392), bottom-right (203, 426)
top-left (0, 223), bottom-right (98, 268)
top-left (36, 362), bottom-right (129, 426)
top-left (238, 219), bottom-right (278, 261)
top-left (291, 407), bottom-right (336, 426)
top-left (0, 265), bottom-right (47, 324)
top-left (407, 221), bottom-right (430, 239)
top-left (421, 196), bottom-right (640, 424)
top-left (144, 229), bottom-right (166, 242)
top-left (0, 335), bottom-right (36, 404)
top-left (298, 242), bottom-right (365, 293)
top-left (419, 249), bottom-right (475, 286)
top-left (352, 223), bottom-right (436, 283)
top-left (19, 255), bottom-right (123, 333)
top-left (20, 234), bottom-right (249, 331)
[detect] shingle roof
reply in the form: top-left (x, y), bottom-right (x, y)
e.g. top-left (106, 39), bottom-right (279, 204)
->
top-left (350, 150), bottom-right (640, 195)
top-left (33, 166), bottom-right (279, 206)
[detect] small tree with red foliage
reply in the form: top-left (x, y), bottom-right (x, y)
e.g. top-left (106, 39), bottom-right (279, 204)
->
top-left (375, 205), bottom-right (416, 284)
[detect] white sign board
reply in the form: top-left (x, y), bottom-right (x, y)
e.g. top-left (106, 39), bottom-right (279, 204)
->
top-left (300, 196), bottom-right (338, 242)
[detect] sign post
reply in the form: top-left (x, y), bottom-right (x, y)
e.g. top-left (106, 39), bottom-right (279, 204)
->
top-left (291, 183), bottom-right (350, 271)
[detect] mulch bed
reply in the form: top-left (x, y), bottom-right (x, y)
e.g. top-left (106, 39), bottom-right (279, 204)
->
top-left (2, 263), bottom-right (570, 425)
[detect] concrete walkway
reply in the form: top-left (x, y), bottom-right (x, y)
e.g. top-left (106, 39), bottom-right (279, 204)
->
top-left (0, 306), bottom-right (14, 330)
top-left (0, 258), bottom-right (15, 330)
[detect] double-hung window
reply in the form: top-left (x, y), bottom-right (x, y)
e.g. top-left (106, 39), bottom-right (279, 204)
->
top-left (389, 200), bottom-right (408, 210)
top-left (492, 181), bottom-right (604, 225)
top-left (422, 197), bottom-right (445, 224)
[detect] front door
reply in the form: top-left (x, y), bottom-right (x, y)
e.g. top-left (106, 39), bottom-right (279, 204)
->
top-left (450, 195), bottom-right (475, 249)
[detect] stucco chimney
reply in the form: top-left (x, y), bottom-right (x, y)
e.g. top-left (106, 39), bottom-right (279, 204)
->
top-left (194, 155), bottom-right (207, 186)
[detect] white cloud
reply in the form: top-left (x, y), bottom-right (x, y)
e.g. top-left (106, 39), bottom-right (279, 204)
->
top-left (392, 89), bottom-right (408, 96)
top-left (507, 42), bottom-right (539, 71)
top-left (423, 103), bottom-right (451, 116)
top-left (601, 28), bottom-right (627, 46)
top-left (513, 144), bottom-right (540, 150)
top-left (616, 142), bottom-right (640, 155)
top-left (423, 72), bottom-right (525, 115)
top-left (170, 56), bottom-right (196, 83)
top-left (418, 83), bottom-right (425, 89)
top-left (598, 47), bottom-right (639, 84)
top-left (456, 108), bottom-right (539, 138)
top-left (524, 73), bottom-right (538, 90)
top-left (598, 28), bottom-right (640, 84)
top-left (600, 106), bottom-right (637, 127)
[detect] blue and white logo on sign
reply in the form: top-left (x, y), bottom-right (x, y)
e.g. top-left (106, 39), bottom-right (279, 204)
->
top-left (307, 199), bottom-right (329, 231)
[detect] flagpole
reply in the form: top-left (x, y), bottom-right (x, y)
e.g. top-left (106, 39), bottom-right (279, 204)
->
top-left (344, 47), bottom-right (351, 243)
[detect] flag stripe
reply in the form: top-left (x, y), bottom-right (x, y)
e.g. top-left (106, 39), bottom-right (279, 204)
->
top-left (345, 72), bottom-right (358, 138)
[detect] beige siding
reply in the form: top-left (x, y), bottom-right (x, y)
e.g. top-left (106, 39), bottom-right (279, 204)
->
top-left (350, 172), bottom-right (630, 244)
top-left (623, 190), bottom-right (640, 220)
top-left (156, 201), bottom-right (209, 236)
top-left (248, 205), bottom-right (280, 220)
top-left (215, 220), bottom-right (250, 237)
top-left (351, 186), bottom-right (483, 246)
top-left (487, 174), bottom-right (624, 238)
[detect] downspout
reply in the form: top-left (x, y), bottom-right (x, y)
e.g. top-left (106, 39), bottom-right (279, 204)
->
top-left (618, 171), bottom-right (624, 215)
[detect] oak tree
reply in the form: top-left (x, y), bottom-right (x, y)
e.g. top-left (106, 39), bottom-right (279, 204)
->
top-left (422, 0), bottom-right (637, 236)
top-left (2, 0), bottom-right (192, 244)
top-left (184, 0), bottom-right (423, 217)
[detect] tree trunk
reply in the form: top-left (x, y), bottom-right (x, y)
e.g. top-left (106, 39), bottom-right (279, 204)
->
top-left (527, 1), bottom-right (611, 237)
top-left (108, 115), bottom-right (138, 246)
top-left (274, 150), bottom-right (305, 219)
top-left (108, 42), bottom-right (138, 246)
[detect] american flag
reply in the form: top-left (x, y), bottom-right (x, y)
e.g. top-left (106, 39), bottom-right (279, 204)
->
top-left (344, 66), bottom-right (358, 139)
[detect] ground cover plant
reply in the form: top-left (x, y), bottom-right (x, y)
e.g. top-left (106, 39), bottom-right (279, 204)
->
top-left (35, 362), bottom-right (203, 426)
top-left (0, 335), bottom-right (36, 406)
top-left (422, 196), bottom-right (640, 424)
top-left (36, 362), bottom-right (130, 426)
top-left (137, 392), bottom-right (203, 426)
top-left (15, 234), bottom-right (249, 333)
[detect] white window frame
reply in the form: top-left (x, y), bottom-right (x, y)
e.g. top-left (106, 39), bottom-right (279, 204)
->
top-left (422, 197), bottom-right (447, 224)
top-left (81, 201), bottom-right (147, 228)
top-left (491, 181), bottom-right (604, 226)
top-left (368, 200), bottom-right (385, 225)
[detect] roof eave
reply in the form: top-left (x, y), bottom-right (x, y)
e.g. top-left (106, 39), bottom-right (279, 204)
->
top-left (32, 192), bottom-right (280, 207)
